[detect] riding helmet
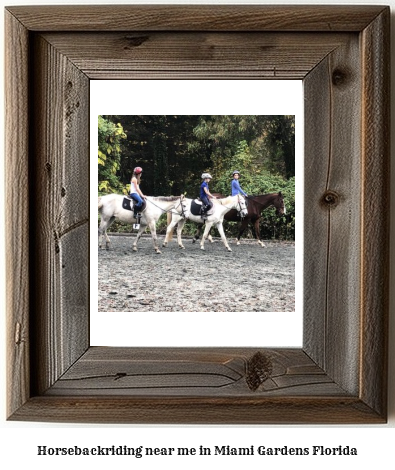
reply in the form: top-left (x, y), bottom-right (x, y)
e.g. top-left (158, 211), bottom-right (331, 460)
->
top-left (232, 170), bottom-right (240, 176)
top-left (201, 173), bottom-right (212, 179)
top-left (134, 167), bottom-right (143, 174)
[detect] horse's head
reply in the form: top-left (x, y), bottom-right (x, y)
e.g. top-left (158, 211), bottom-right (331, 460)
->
top-left (179, 195), bottom-right (190, 214)
top-left (274, 192), bottom-right (286, 216)
top-left (237, 195), bottom-right (248, 218)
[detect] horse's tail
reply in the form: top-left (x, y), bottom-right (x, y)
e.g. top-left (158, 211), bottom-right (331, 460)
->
top-left (167, 211), bottom-right (173, 241)
top-left (98, 196), bottom-right (103, 211)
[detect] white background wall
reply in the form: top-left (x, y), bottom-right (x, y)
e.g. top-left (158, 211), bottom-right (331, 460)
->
top-left (1, 1), bottom-right (394, 469)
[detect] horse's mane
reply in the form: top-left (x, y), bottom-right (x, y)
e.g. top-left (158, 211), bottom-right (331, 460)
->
top-left (248, 193), bottom-right (284, 209)
top-left (219, 196), bottom-right (232, 204)
top-left (249, 193), bottom-right (279, 198)
top-left (149, 196), bottom-right (182, 201)
top-left (218, 195), bottom-right (239, 205)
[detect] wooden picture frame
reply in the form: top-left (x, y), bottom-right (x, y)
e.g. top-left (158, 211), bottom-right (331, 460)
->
top-left (5, 5), bottom-right (389, 424)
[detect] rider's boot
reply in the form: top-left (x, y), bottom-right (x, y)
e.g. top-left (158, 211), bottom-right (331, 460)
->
top-left (133, 210), bottom-right (141, 230)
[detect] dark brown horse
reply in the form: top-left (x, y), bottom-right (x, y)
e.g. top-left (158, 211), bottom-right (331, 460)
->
top-left (192, 192), bottom-right (286, 247)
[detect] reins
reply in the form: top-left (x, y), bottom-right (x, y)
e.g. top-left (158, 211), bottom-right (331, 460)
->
top-left (146, 196), bottom-right (186, 216)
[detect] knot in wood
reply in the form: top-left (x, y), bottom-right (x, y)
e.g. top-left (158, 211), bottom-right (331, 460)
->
top-left (123, 35), bottom-right (149, 49)
top-left (246, 351), bottom-right (273, 391)
top-left (332, 68), bottom-right (349, 87)
top-left (321, 190), bottom-right (340, 208)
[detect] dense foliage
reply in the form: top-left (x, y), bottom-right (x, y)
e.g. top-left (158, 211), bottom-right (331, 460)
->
top-left (98, 115), bottom-right (127, 193)
top-left (98, 115), bottom-right (296, 240)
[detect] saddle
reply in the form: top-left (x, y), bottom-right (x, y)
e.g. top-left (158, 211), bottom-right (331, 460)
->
top-left (190, 199), bottom-right (213, 217)
top-left (122, 197), bottom-right (146, 214)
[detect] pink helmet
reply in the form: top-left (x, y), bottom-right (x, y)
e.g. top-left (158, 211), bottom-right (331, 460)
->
top-left (134, 167), bottom-right (143, 174)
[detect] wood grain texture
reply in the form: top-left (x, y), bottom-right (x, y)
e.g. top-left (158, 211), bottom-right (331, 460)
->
top-left (5, 10), bottom-right (30, 418)
top-left (10, 396), bottom-right (384, 425)
top-left (304, 35), bottom-right (362, 395)
top-left (46, 347), bottom-right (344, 397)
top-left (5, 5), bottom-right (386, 32)
top-left (5, 5), bottom-right (389, 424)
top-left (10, 349), bottom-right (383, 424)
top-left (360, 9), bottom-right (390, 418)
top-left (29, 35), bottom-right (90, 395)
top-left (42, 32), bottom-right (351, 80)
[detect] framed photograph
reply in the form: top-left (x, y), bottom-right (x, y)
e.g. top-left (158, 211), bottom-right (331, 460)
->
top-left (92, 82), bottom-right (302, 350)
top-left (5, 5), bottom-right (389, 423)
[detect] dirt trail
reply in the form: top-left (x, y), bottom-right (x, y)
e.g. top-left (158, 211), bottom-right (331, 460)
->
top-left (98, 235), bottom-right (295, 312)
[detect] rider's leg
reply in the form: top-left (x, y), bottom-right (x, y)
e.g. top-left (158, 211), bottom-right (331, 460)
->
top-left (130, 193), bottom-right (143, 217)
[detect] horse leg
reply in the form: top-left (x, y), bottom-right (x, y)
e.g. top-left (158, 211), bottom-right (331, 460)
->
top-left (236, 218), bottom-right (249, 246)
top-left (98, 227), bottom-right (104, 249)
top-left (192, 226), bottom-right (201, 244)
top-left (200, 222), bottom-right (213, 251)
top-left (148, 220), bottom-right (162, 254)
top-left (163, 216), bottom-right (178, 247)
top-left (98, 216), bottom-right (114, 249)
top-left (216, 222), bottom-right (232, 252)
top-left (104, 230), bottom-right (111, 249)
top-left (176, 218), bottom-right (186, 249)
top-left (193, 226), bottom-right (214, 244)
top-left (132, 224), bottom-right (146, 252)
top-left (254, 218), bottom-right (266, 247)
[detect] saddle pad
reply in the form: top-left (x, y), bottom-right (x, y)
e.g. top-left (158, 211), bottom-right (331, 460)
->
top-left (191, 199), bottom-right (214, 217)
top-left (122, 198), bottom-right (147, 213)
top-left (191, 199), bottom-right (203, 216)
top-left (122, 197), bottom-right (133, 211)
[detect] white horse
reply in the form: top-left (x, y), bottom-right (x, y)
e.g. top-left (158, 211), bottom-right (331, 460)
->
top-left (98, 194), bottom-right (184, 254)
top-left (163, 195), bottom-right (248, 252)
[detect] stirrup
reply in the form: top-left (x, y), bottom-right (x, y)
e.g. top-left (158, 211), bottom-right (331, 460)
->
top-left (133, 212), bottom-right (141, 230)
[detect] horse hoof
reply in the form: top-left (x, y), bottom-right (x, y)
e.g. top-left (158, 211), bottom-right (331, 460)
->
top-left (200, 246), bottom-right (205, 251)
top-left (236, 241), bottom-right (240, 246)
top-left (179, 245), bottom-right (185, 250)
top-left (156, 250), bottom-right (162, 254)
top-left (227, 248), bottom-right (232, 252)
top-left (192, 239), bottom-right (196, 244)
top-left (133, 247), bottom-right (137, 252)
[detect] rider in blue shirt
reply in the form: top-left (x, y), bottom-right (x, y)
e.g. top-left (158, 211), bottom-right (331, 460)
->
top-left (231, 170), bottom-right (248, 197)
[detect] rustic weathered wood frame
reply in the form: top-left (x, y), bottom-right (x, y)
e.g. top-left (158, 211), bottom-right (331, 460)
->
top-left (5, 5), bottom-right (389, 424)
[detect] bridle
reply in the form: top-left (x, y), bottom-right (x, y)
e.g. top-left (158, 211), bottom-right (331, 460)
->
top-left (176, 196), bottom-right (187, 218)
top-left (220, 194), bottom-right (247, 218)
top-left (236, 195), bottom-right (247, 217)
top-left (169, 195), bottom-right (188, 218)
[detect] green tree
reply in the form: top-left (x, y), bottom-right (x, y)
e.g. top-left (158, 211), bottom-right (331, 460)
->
top-left (98, 115), bottom-right (126, 194)
top-left (98, 114), bottom-right (296, 240)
